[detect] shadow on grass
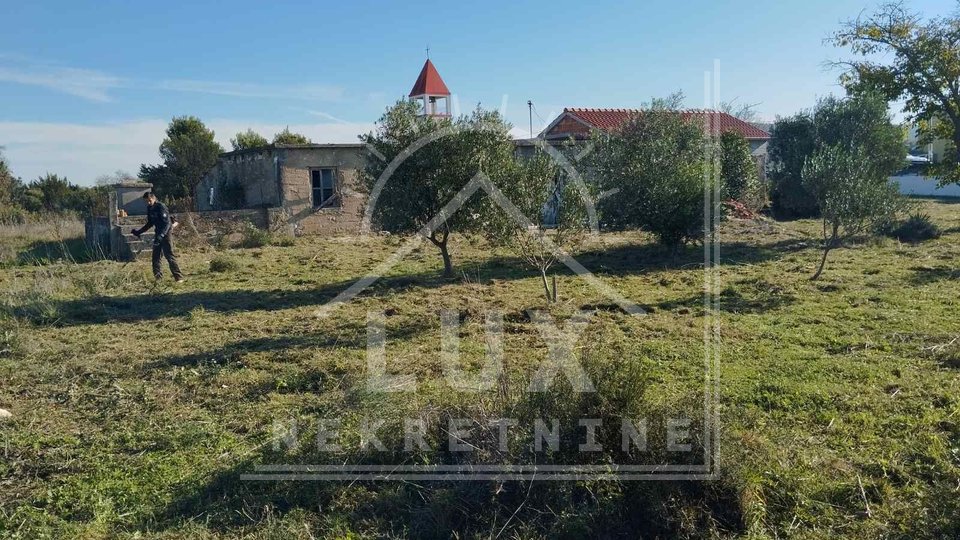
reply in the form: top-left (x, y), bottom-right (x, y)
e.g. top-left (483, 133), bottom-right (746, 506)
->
top-left (150, 454), bottom-right (745, 538)
top-left (143, 315), bottom-right (431, 373)
top-left (15, 237), bottom-right (101, 265)
top-left (36, 273), bottom-right (438, 327)
top-left (909, 265), bottom-right (960, 285)
top-left (647, 278), bottom-right (798, 315)
top-left (569, 238), bottom-right (807, 276)
top-left (33, 238), bottom-right (799, 327)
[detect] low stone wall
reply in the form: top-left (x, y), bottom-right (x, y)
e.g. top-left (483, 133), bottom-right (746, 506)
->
top-left (118, 208), bottom-right (270, 234)
top-left (84, 217), bottom-right (111, 253)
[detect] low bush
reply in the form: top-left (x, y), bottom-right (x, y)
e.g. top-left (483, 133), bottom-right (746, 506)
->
top-left (884, 212), bottom-right (942, 242)
top-left (235, 222), bottom-right (272, 249)
top-left (270, 234), bottom-right (295, 247)
top-left (209, 255), bottom-right (240, 273)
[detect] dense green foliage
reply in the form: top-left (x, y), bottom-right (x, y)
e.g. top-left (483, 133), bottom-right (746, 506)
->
top-left (0, 151), bottom-right (24, 222)
top-left (230, 129), bottom-right (269, 151)
top-left (139, 116), bottom-right (223, 201)
top-left (0, 164), bottom-right (108, 223)
top-left (832, 2), bottom-right (960, 185)
top-left (769, 94), bottom-right (904, 218)
top-left (719, 131), bottom-right (760, 202)
top-left (589, 109), bottom-right (718, 247)
top-left (360, 100), bottom-right (515, 276)
top-left (272, 127), bottom-right (312, 145)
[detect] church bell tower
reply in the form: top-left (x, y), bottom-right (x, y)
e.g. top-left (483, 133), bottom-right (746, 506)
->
top-left (409, 58), bottom-right (451, 118)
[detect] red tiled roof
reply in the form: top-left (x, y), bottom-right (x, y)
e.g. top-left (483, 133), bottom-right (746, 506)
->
top-left (409, 59), bottom-right (450, 97)
top-left (547, 108), bottom-right (771, 140)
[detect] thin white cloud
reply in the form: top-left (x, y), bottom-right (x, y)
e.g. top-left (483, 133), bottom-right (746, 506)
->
top-left (0, 56), bottom-right (345, 102)
top-left (302, 109), bottom-right (351, 123)
top-left (0, 65), bottom-right (122, 102)
top-left (0, 119), bottom-right (374, 185)
top-left (156, 80), bottom-right (344, 101)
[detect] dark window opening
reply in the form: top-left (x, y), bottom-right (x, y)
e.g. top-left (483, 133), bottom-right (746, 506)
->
top-left (311, 169), bottom-right (338, 208)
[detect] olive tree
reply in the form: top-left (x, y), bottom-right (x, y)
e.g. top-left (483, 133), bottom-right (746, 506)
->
top-left (719, 131), bottom-right (760, 202)
top-left (802, 145), bottom-right (902, 280)
top-left (485, 150), bottom-right (588, 302)
top-left (360, 101), bottom-right (515, 277)
top-left (589, 109), bottom-right (717, 249)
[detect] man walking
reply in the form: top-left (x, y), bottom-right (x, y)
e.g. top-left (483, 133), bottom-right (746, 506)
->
top-left (132, 192), bottom-right (184, 282)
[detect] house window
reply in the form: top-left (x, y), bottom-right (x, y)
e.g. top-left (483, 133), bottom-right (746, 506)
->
top-left (310, 169), bottom-right (338, 208)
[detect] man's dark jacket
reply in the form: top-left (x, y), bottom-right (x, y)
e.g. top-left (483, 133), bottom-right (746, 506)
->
top-left (135, 202), bottom-right (174, 240)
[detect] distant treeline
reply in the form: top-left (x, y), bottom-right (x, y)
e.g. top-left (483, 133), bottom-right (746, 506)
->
top-left (0, 155), bottom-right (111, 223)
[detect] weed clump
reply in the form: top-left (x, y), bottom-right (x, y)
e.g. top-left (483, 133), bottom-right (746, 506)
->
top-left (884, 212), bottom-right (942, 242)
top-left (271, 235), bottom-right (295, 247)
top-left (209, 255), bottom-right (240, 273)
top-left (233, 221), bottom-right (295, 248)
top-left (235, 222), bottom-right (271, 249)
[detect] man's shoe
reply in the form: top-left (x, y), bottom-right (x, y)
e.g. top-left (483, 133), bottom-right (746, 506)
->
top-left (175, 278), bottom-right (186, 283)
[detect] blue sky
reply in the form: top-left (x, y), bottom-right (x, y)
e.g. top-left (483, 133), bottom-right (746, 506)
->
top-left (0, 0), bottom-right (954, 184)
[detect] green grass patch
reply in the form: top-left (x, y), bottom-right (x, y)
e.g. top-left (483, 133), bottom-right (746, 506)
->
top-left (0, 200), bottom-right (957, 538)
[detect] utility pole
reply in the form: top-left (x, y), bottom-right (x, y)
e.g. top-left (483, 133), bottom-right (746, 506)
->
top-left (527, 100), bottom-right (533, 139)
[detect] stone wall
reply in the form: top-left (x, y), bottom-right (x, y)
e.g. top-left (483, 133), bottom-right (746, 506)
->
top-left (277, 145), bottom-right (366, 235)
top-left (197, 148), bottom-right (280, 210)
top-left (84, 216), bottom-right (111, 254)
top-left (118, 208), bottom-right (270, 239)
top-left (115, 182), bottom-right (153, 215)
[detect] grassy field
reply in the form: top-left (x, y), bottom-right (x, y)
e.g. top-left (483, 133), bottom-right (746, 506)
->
top-left (0, 200), bottom-right (958, 539)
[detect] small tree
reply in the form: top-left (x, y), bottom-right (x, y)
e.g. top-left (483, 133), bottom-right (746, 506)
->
top-left (272, 127), bottom-right (311, 145)
top-left (94, 170), bottom-right (137, 186)
top-left (802, 145), bottom-right (902, 280)
top-left (719, 131), bottom-right (759, 201)
top-left (360, 101), bottom-right (515, 276)
top-left (231, 129), bottom-right (269, 151)
top-left (140, 116), bottom-right (223, 200)
top-left (719, 98), bottom-right (761, 122)
top-left (590, 109), bottom-right (716, 249)
top-left (486, 151), bottom-right (588, 302)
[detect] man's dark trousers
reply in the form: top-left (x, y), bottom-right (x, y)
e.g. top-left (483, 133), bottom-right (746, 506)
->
top-left (152, 235), bottom-right (183, 280)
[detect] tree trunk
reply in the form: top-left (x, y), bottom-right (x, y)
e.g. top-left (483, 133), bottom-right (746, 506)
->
top-left (439, 241), bottom-right (453, 278)
top-left (810, 246), bottom-right (832, 281)
top-left (428, 228), bottom-right (453, 278)
top-left (540, 269), bottom-right (553, 303)
top-left (811, 226), bottom-right (839, 281)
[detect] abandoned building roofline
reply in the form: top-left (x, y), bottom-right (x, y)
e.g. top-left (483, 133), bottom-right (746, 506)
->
top-left (219, 142), bottom-right (367, 158)
top-left (111, 181), bottom-right (153, 188)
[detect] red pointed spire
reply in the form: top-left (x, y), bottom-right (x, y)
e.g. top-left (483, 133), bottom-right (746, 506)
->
top-left (409, 59), bottom-right (450, 97)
